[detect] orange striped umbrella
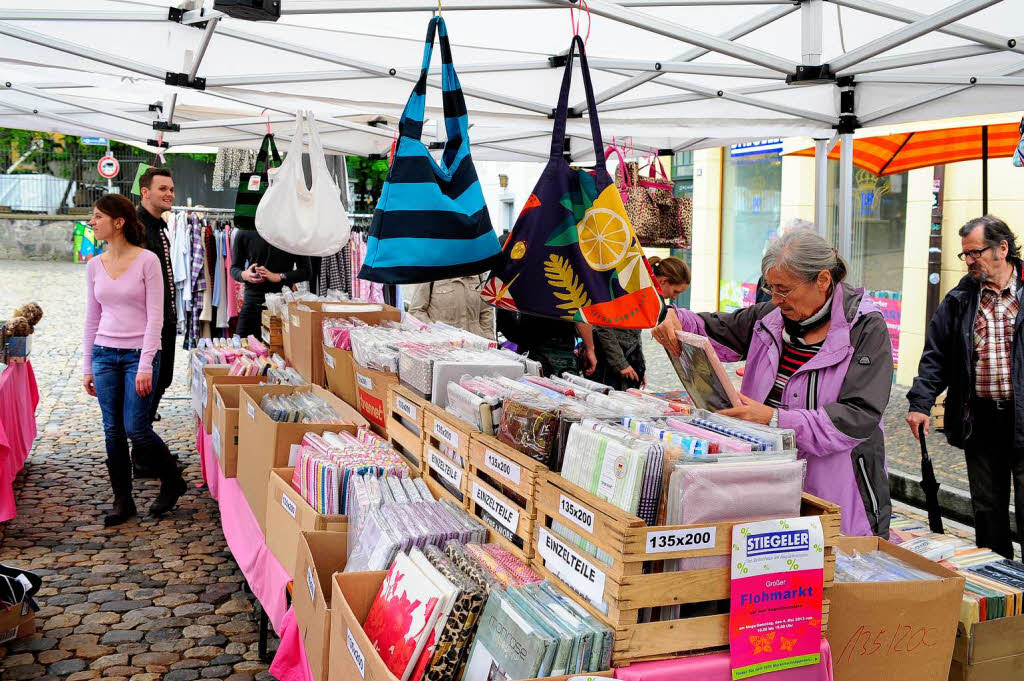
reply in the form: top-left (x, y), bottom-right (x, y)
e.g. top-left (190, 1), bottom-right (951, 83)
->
top-left (787, 122), bottom-right (1021, 176)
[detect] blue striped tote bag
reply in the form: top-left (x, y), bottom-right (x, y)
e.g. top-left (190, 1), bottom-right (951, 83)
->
top-left (358, 16), bottom-right (501, 284)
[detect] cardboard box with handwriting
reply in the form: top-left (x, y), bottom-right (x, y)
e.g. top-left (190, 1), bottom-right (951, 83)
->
top-left (826, 536), bottom-right (965, 681)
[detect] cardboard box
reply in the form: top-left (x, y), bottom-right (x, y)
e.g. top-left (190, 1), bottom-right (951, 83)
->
top-left (201, 367), bottom-right (263, 435)
top-left (212, 383), bottom-right (251, 478)
top-left (949, 616), bottom-right (1024, 680)
top-left (323, 345), bottom-right (357, 409)
top-left (294, 531), bottom-right (348, 681)
top-left (236, 384), bottom-right (369, 532)
top-left (192, 362), bottom-right (229, 418)
top-left (0, 602), bottom-right (35, 644)
top-left (826, 536), bottom-right (965, 681)
top-left (287, 302), bottom-right (401, 387)
top-left (327, 571), bottom-right (613, 681)
top-left (265, 468), bottom-right (347, 578)
top-left (353, 364), bottom-right (400, 437)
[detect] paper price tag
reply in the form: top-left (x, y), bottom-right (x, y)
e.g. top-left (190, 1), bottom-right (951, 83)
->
top-left (646, 527), bottom-right (717, 554)
top-left (484, 449), bottom-right (521, 485)
top-left (347, 629), bottom-right (365, 678)
top-left (212, 425), bottom-right (221, 457)
top-left (247, 174), bottom-right (262, 191)
top-left (247, 402), bottom-right (255, 420)
top-left (428, 448), bottom-right (462, 488)
top-left (306, 566), bottom-right (316, 602)
top-left (324, 351), bottom-right (335, 369)
top-left (558, 494), bottom-right (595, 534)
top-left (395, 395), bottom-right (417, 420)
top-left (433, 419), bottom-right (459, 448)
top-left (356, 373), bottom-right (373, 390)
top-left (281, 493), bottom-right (297, 518)
top-left (473, 481), bottom-right (519, 534)
top-left (262, 327), bottom-right (270, 343)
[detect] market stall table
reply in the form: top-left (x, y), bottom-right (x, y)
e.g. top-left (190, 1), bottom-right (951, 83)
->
top-left (0, 361), bottom-right (39, 522)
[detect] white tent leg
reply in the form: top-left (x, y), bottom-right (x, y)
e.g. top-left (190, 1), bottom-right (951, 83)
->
top-left (802, 0), bottom-right (823, 65)
top-left (814, 138), bottom-right (828, 236)
top-left (838, 133), bottom-right (854, 261)
top-left (188, 16), bottom-right (221, 82)
top-left (828, 0), bottom-right (1001, 72)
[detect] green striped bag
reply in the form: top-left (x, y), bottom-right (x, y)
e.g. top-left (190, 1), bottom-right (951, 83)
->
top-left (234, 133), bottom-right (281, 230)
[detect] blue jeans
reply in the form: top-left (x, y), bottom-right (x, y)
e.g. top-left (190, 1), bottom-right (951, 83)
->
top-left (92, 346), bottom-right (176, 497)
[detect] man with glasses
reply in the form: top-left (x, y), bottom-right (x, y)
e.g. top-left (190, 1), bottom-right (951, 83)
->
top-left (907, 216), bottom-right (1024, 559)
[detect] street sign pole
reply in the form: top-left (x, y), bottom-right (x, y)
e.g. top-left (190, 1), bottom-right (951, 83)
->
top-left (105, 141), bottom-right (113, 194)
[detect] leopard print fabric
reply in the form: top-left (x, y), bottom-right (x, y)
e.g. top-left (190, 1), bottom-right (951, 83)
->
top-left (424, 545), bottom-right (487, 681)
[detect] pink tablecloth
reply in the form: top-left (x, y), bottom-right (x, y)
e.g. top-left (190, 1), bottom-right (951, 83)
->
top-left (0, 361), bottom-right (39, 522)
top-left (198, 417), bottom-right (290, 634)
top-left (615, 639), bottom-right (833, 681)
top-left (269, 607), bottom-right (316, 681)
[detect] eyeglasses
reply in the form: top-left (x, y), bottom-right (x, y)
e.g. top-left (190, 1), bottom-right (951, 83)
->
top-left (957, 246), bottom-right (991, 261)
top-left (759, 280), bottom-right (810, 301)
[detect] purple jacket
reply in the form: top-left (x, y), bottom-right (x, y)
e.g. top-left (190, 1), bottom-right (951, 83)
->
top-left (676, 283), bottom-right (894, 537)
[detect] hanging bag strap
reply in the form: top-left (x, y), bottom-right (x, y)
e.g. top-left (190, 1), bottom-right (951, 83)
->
top-left (605, 143), bottom-right (632, 202)
top-left (550, 34), bottom-right (604, 165)
top-left (253, 133), bottom-right (282, 174)
top-left (398, 16), bottom-right (467, 147)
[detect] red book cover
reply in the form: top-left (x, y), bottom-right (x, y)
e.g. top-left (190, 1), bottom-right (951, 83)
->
top-left (363, 552), bottom-right (442, 680)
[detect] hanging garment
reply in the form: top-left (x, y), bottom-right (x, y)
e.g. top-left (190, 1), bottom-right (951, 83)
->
top-left (319, 249), bottom-right (349, 294)
top-left (483, 36), bottom-right (663, 330)
top-left (225, 226), bottom-right (240, 319)
top-left (357, 16), bottom-right (501, 285)
top-left (255, 111), bottom-right (351, 256)
top-left (234, 133), bottom-right (281, 230)
top-left (212, 147), bottom-right (257, 191)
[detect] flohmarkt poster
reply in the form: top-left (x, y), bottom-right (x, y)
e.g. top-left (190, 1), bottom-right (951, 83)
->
top-left (730, 516), bottom-right (825, 679)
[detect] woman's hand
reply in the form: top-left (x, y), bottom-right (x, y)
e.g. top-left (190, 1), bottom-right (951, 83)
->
top-left (255, 266), bottom-right (282, 283)
top-left (620, 366), bottom-right (640, 383)
top-left (717, 393), bottom-right (774, 425)
top-left (136, 371), bottom-right (153, 397)
top-left (83, 374), bottom-right (96, 397)
top-left (651, 313), bottom-right (682, 355)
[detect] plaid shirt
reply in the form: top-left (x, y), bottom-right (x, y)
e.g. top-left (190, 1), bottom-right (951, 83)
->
top-left (974, 269), bottom-right (1020, 399)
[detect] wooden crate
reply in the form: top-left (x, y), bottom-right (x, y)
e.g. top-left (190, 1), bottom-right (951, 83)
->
top-left (261, 325), bottom-right (283, 346)
top-left (466, 433), bottom-right (548, 563)
top-left (423, 405), bottom-right (474, 466)
top-left (261, 309), bottom-right (282, 329)
top-left (386, 385), bottom-right (427, 471)
top-left (533, 473), bottom-right (840, 665)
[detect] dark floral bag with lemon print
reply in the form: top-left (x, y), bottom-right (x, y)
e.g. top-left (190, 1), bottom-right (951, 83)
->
top-left (483, 36), bottom-right (663, 329)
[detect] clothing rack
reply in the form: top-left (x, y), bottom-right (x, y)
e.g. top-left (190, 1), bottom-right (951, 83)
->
top-left (172, 205), bottom-right (236, 215)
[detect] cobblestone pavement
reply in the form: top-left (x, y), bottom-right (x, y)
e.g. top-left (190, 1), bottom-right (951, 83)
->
top-left (0, 260), bottom-right (275, 681)
top-left (642, 334), bottom-right (973, 492)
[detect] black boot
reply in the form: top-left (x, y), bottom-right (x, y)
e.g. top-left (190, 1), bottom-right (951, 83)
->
top-left (149, 473), bottom-right (187, 518)
top-left (105, 496), bottom-right (137, 527)
top-left (105, 460), bottom-right (136, 527)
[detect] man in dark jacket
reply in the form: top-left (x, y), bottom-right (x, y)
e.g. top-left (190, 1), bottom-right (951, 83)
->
top-left (907, 215), bottom-right (1024, 559)
top-left (137, 168), bottom-right (177, 422)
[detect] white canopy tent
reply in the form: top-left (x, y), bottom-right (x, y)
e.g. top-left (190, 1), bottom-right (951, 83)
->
top-left (0, 0), bottom-right (1021, 256)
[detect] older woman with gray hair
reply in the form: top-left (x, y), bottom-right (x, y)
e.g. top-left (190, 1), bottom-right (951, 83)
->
top-left (652, 230), bottom-right (894, 537)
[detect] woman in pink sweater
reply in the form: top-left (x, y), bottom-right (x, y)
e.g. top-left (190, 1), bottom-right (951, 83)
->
top-left (83, 194), bottom-right (186, 527)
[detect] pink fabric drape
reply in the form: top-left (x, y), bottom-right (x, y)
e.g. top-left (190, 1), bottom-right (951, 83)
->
top-left (0, 361), bottom-right (39, 522)
top-left (269, 607), bottom-right (316, 681)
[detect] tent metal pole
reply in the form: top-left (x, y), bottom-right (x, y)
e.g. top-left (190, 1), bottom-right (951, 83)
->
top-left (281, 0), bottom-right (796, 12)
top-left (585, 59), bottom-right (782, 79)
top-left (578, 0), bottom-right (798, 73)
top-left (802, 0), bottom-right (823, 65)
top-left (206, 60), bottom-right (554, 86)
top-left (216, 25), bottom-right (552, 116)
top-left (838, 132), bottom-right (854, 261)
top-left (600, 79), bottom-right (838, 125)
top-left (0, 22), bottom-right (167, 80)
top-left (837, 44), bottom-right (1000, 76)
top-left (855, 74), bottom-right (1024, 86)
top-left (578, 4), bottom-right (796, 111)
top-left (828, 0), bottom-right (1001, 73)
top-left (0, 100), bottom-right (138, 142)
top-left (829, 0), bottom-right (1024, 55)
top-left (0, 9), bottom-right (169, 21)
top-left (178, 115), bottom-right (297, 130)
top-left (188, 16), bottom-right (220, 82)
top-left (859, 63), bottom-right (1024, 124)
top-left (814, 138), bottom-right (829, 235)
top-left (982, 125), bottom-right (989, 215)
top-left (596, 81), bottom-right (794, 110)
top-left (5, 85), bottom-right (154, 126)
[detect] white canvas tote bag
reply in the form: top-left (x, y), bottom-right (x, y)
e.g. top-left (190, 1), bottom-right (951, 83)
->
top-left (255, 110), bottom-right (350, 257)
